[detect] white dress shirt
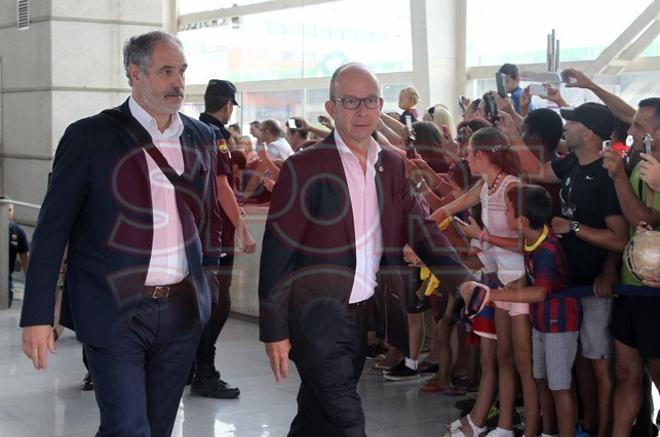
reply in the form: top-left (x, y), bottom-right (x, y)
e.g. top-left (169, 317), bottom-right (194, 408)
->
top-left (128, 97), bottom-right (189, 285)
top-left (267, 137), bottom-right (294, 161)
top-left (334, 130), bottom-right (384, 303)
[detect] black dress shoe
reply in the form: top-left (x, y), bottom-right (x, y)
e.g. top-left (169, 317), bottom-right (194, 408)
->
top-left (190, 377), bottom-right (240, 399)
top-left (81, 372), bottom-right (94, 391)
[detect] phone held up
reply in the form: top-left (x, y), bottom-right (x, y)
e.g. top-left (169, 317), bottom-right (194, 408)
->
top-left (405, 115), bottom-right (417, 159)
top-left (528, 83), bottom-right (548, 97)
top-left (483, 93), bottom-right (498, 125)
top-left (286, 118), bottom-right (300, 129)
top-left (495, 73), bottom-right (507, 98)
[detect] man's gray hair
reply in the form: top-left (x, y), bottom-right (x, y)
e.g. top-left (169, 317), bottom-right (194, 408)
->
top-left (123, 31), bottom-right (183, 86)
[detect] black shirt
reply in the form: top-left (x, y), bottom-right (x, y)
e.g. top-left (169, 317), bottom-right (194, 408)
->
top-left (199, 112), bottom-right (235, 247)
top-left (199, 113), bottom-right (232, 180)
top-left (9, 221), bottom-right (29, 273)
top-left (551, 153), bottom-right (622, 285)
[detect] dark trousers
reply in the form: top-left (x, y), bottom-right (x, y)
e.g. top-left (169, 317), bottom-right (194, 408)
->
top-left (195, 254), bottom-right (233, 367)
top-left (84, 286), bottom-right (201, 437)
top-left (288, 304), bottom-right (369, 437)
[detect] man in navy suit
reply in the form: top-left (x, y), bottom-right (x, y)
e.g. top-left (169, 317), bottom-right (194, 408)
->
top-left (258, 63), bottom-right (473, 436)
top-left (20, 31), bottom-right (222, 436)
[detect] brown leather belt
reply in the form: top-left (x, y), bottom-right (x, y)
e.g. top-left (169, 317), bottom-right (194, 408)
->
top-left (143, 279), bottom-right (190, 299)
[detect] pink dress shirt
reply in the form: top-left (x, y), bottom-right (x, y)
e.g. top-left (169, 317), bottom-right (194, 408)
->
top-left (334, 131), bottom-right (384, 303)
top-left (128, 97), bottom-right (189, 286)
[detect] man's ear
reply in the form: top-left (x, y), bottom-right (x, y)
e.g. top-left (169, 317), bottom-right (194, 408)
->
top-left (127, 64), bottom-right (141, 85)
top-left (324, 100), bottom-right (336, 120)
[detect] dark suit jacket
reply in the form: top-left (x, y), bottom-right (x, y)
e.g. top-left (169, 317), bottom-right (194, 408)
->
top-left (20, 99), bottom-right (222, 347)
top-left (258, 134), bottom-right (472, 365)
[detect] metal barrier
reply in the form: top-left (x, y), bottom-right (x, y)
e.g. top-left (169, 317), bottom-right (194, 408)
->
top-left (0, 198), bottom-right (41, 309)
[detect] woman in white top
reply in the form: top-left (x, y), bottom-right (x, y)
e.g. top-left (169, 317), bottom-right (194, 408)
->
top-left (432, 128), bottom-right (539, 437)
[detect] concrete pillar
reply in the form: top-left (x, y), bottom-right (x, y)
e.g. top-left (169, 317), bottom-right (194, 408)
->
top-left (0, 0), bottom-right (163, 209)
top-left (410, 0), bottom-right (466, 119)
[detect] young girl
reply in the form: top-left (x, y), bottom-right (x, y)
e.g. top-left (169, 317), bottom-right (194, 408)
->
top-left (433, 127), bottom-right (539, 437)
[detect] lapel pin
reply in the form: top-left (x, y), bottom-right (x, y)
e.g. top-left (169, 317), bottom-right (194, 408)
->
top-left (378, 165), bottom-right (384, 173)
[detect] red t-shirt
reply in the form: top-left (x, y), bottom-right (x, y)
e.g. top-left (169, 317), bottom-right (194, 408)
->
top-left (526, 234), bottom-right (581, 333)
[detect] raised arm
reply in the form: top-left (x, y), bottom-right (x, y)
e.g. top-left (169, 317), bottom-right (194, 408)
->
top-left (562, 68), bottom-right (635, 124)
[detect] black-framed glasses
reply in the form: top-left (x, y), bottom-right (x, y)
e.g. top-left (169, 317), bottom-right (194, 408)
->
top-left (332, 95), bottom-right (382, 110)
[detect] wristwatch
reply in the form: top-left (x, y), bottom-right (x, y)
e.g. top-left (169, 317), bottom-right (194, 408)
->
top-left (570, 221), bottom-right (581, 234)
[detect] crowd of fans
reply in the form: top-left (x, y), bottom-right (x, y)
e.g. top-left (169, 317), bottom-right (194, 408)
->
top-left (223, 63), bottom-right (660, 437)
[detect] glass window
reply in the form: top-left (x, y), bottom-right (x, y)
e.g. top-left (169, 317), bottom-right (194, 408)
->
top-left (466, 0), bottom-right (653, 67)
top-left (382, 84), bottom-right (410, 114)
top-left (306, 88), bottom-right (330, 127)
top-left (241, 90), bottom-right (305, 128)
top-left (640, 34), bottom-right (660, 57)
top-left (179, 0), bottom-right (412, 84)
top-left (178, 0), bottom-right (268, 15)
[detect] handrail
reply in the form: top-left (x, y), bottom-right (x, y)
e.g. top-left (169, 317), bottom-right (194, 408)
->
top-left (0, 198), bottom-right (41, 309)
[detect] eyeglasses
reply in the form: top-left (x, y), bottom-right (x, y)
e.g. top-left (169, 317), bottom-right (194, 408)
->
top-left (332, 95), bottom-right (382, 110)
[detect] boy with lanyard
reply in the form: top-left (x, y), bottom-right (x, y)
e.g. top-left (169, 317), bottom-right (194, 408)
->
top-left (461, 184), bottom-right (581, 437)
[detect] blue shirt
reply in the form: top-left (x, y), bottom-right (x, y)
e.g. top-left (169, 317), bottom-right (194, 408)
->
top-left (511, 85), bottom-right (535, 114)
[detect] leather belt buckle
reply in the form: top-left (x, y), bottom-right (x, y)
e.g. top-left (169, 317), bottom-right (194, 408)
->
top-left (152, 286), bottom-right (170, 299)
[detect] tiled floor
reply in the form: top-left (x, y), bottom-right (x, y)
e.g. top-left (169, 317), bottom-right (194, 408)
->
top-left (0, 301), bottom-right (464, 437)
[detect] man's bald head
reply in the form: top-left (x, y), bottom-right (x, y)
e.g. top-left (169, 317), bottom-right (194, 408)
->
top-left (329, 62), bottom-right (380, 100)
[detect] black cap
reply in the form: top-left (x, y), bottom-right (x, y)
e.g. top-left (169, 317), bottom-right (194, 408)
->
top-left (560, 102), bottom-right (614, 141)
top-left (204, 79), bottom-right (239, 106)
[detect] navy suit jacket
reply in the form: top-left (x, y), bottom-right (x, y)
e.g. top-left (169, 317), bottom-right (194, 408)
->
top-left (20, 99), bottom-right (222, 347)
top-left (258, 134), bottom-right (472, 364)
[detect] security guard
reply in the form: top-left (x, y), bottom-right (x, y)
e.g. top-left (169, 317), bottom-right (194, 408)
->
top-left (6, 200), bottom-right (29, 308)
top-left (192, 79), bottom-right (256, 398)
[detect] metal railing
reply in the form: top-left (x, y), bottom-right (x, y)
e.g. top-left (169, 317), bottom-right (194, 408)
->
top-left (0, 198), bottom-right (41, 309)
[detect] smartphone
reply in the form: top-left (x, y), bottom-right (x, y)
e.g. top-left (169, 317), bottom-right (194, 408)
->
top-left (405, 115), bottom-right (413, 131)
top-left (643, 133), bottom-right (653, 155)
top-left (601, 140), bottom-right (611, 151)
top-left (483, 93), bottom-right (498, 125)
top-left (286, 119), bottom-right (298, 129)
top-left (495, 73), bottom-right (507, 97)
top-left (406, 138), bottom-right (417, 159)
top-left (529, 83), bottom-right (548, 97)
top-left (465, 285), bottom-right (489, 319)
top-left (452, 216), bottom-right (468, 226)
top-left (560, 70), bottom-right (577, 84)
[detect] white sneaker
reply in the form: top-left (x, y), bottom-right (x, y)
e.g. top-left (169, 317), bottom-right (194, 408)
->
top-left (484, 428), bottom-right (514, 437)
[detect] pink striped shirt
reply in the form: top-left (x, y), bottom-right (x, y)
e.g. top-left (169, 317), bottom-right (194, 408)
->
top-left (334, 131), bottom-right (383, 303)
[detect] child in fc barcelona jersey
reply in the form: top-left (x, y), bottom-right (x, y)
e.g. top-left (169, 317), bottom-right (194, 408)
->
top-left (460, 184), bottom-right (581, 437)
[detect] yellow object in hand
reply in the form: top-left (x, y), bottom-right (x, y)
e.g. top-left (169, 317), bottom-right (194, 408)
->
top-left (420, 267), bottom-right (441, 296)
top-left (438, 216), bottom-right (452, 231)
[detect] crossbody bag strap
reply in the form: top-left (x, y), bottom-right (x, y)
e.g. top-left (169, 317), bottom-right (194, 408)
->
top-left (100, 108), bottom-right (191, 191)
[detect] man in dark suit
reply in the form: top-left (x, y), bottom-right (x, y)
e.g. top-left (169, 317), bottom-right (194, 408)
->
top-left (20, 31), bottom-right (222, 436)
top-left (258, 62), bottom-right (473, 436)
